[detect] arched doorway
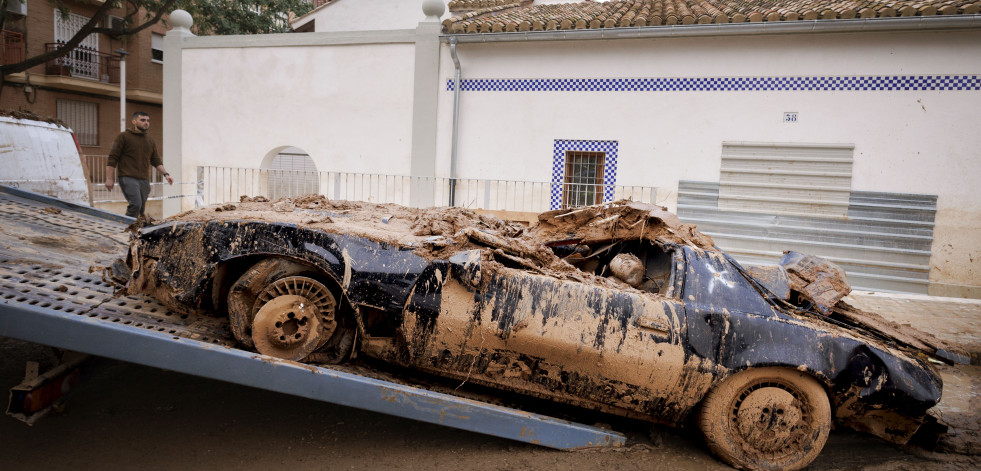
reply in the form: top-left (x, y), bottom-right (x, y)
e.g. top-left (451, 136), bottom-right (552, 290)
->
top-left (262, 147), bottom-right (320, 200)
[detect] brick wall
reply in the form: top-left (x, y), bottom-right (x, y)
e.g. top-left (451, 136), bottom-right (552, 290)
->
top-left (125, 22), bottom-right (167, 94)
top-left (2, 1), bottom-right (165, 154)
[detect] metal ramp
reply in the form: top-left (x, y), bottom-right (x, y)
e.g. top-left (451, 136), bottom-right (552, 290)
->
top-left (0, 185), bottom-right (625, 450)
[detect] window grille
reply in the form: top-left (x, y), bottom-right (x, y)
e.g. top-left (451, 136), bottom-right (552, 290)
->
top-left (53, 11), bottom-right (100, 80)
top-left (56, 99), bottom-right (99, 146)
top-left (1, 29), bottom-right (24, 64)
top-left (563, 151), bottom-right (605, 208)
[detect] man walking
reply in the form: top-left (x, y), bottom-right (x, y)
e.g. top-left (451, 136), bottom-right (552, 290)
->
top-left (105, 112), bottom-right (173, 218)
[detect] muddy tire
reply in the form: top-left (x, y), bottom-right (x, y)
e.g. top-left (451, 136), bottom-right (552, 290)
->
top-left (698, 367), bottom-right (831, 471)
top-left (227, 259), bottom-right (342, 362)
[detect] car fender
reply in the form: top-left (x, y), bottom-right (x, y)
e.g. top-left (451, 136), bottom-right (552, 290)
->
top-left (134, 220), bottom-right (430, 316)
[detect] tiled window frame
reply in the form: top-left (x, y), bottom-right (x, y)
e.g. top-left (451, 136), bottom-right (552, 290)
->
top-left (551, 139), bottom-right (618, 210)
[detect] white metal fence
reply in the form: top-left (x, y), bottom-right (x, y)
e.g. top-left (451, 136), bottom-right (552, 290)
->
top-left (198, 166), bottom-right (658, 212)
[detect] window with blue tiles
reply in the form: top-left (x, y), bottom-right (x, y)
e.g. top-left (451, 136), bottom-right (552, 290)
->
top-left (564, 151), bottom-right (605, 208)
top-left (551, 140), bottom-right (618, 210)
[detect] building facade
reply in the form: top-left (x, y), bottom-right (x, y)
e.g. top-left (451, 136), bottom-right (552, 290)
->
top-left (164, 1), bottom-right (981, 297)
top-left (2, 0), bottom-right (165, 157)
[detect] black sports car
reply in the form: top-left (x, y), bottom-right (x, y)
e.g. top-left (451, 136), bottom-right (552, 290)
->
top-left (124, 197), bottom-right (947, 470)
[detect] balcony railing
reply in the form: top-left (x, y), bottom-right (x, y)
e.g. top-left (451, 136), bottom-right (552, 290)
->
top-left (1, 29), bottom-right (24, 64)
top-left (197, 166), bottom-right (658, 213)
top-left (45, 43), bottom-right (120, 83)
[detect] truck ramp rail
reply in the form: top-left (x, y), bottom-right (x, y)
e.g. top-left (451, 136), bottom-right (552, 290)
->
top-left (0, 185), bottom-right (625, 450)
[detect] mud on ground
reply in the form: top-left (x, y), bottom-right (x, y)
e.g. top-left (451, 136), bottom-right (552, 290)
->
top-left (0, 347), bottom-right (978, 471)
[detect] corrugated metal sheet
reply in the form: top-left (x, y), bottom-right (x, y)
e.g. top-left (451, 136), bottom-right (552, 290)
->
top-left (678, 181), bottom-right (936, 294)
top-left (719, 142), bottom-right (854, 217)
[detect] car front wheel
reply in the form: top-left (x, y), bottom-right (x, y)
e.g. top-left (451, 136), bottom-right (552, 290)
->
top-left (698, 367), bottom-right (831, 471)
top-left (227, 258), bottom-right (340, 361)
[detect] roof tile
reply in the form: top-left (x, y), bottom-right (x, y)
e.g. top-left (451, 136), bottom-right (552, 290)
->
top-left (443, 0), bottom-right (981, 33)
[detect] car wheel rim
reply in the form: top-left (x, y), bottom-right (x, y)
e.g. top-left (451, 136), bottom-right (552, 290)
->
top-left (251, 276), bottom-right (337, 360)
top-left (731, 381), bottom-right (812, 457)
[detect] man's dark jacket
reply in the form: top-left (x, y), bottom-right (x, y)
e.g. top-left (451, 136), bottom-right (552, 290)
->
top-left (107, 128), bottom-right (161, 180)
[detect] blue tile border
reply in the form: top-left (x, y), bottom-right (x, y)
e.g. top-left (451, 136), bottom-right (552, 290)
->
top-left (448, 75), bottom-right (981, 92)
top-left (551, 139), bottom-right (618, 211)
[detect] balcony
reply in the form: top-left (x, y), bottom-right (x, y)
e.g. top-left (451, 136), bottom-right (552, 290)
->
top-left (1, 29), bottom-right (24, 64)
top-left (44, 43), bottom-right (120, 84)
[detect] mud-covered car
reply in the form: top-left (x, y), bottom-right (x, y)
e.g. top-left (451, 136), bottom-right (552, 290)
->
top-left (123, 197), bottom-right (951, 470)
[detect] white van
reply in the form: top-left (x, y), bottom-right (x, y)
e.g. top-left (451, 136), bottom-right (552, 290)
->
top-left (0, 114), bottom-right (90, 206)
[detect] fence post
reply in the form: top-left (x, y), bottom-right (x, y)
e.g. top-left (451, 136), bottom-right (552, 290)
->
top-left (408, 2), bottom-right (443, 208)
top-left (163, 10), bottom-right (195, 217)
top-left (195, 167), bottom-right (205, 207)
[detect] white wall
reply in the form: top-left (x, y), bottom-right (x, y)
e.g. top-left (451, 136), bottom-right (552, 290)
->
top-left (437, 31), bottom-right (980, 192)
top-left (180, 42), bottom-right (416, 182)
top-left (171, 23), bottom-right (980, 293)
top-left (433, 30), bottom-right (981, 291)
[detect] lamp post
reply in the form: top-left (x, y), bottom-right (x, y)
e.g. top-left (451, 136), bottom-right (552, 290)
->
top-left (115, 49), bottom-right (129, 131)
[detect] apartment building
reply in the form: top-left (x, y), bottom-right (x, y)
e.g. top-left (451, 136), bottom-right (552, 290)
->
top-left (1, 0), bottom-right (166, 157)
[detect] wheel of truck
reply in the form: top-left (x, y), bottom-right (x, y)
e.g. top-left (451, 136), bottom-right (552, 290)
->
top-left (227, 258), bottom-right (338, 361)
top-left (698, 367), bottom-right (831, 471)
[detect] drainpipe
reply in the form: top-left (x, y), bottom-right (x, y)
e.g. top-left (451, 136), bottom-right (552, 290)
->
top-left (449, 37), bottom-right (461, 206)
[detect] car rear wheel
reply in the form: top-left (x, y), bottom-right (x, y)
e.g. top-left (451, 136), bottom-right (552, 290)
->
top-left (698, 367), bottom-right (831, 471)
top-left (227, 258), bottom-right (340, 361)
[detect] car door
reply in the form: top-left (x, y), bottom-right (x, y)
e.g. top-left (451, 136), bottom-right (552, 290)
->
top-left (681, 247), bottom-right (781, 364)
top-left (401, 248), bottom-right (700, 421)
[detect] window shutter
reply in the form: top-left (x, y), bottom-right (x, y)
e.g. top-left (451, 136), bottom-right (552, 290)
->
top-left (719, 142), bottom-right (853, 218)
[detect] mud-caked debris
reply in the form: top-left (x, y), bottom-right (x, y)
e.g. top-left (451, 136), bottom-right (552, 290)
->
top-left (609, 253), bottom-right (644, 287)
top-left (124, 214), bottom-right (155, 234)
top-left (781, 251), bottom-right (851, 314)
top-left (271, 198), bottom-right (295, 212)
top-left (1, 109), bottom-right (69, 127)
top-left (239, 195), bottom-right (269, 203)
top-left (155, 197), bottom-right (720, 294)
top-left (293, 194), bottom-right (330, 209)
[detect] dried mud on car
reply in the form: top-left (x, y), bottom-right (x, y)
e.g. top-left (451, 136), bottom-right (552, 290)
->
top-left (120, 195), bottom-right (970, 471)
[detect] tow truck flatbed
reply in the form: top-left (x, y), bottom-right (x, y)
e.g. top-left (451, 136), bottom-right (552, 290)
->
top-left (0, 185), bottom-right (625, 450)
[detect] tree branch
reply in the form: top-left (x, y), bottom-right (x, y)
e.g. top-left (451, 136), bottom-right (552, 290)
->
top-left (0, 0), bottom-right (178, 77)
top-left (0, 0), bottom-right (8, 33)
top-left (95, 0), bottom-right (179, 39)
